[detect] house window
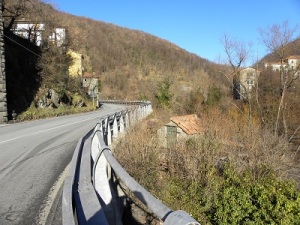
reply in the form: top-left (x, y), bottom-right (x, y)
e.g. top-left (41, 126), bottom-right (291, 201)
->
top-left (247, 79), bottom-right (254, 85)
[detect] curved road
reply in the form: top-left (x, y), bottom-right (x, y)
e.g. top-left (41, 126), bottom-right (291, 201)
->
top-left (0, 104), bottom-right (125, 225)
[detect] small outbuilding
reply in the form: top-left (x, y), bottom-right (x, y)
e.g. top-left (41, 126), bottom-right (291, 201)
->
top-left (157, 114), bottom-right (203, 148)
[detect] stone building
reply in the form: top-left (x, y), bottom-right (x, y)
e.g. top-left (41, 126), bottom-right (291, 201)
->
top-left (233, 67), bottom-right (260, 100)
top-left (82, 72), bottom-right (99, 97)
top-left (157, 114), bottom-right (203, 148)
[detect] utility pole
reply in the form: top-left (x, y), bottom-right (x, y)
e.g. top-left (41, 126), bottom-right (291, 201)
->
top-left (0, 0), bottom-right (7, 123)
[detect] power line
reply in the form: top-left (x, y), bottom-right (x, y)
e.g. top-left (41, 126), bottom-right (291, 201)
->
top-left (3, 34), bottom-right (40, 57)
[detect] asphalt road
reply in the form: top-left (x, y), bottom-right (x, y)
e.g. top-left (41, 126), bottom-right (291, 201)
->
top-left (0, 104), bottom-right (125, 225)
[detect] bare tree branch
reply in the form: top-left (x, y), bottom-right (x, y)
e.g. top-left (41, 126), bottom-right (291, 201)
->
top-left (259, 21), bottom-right (299, 136)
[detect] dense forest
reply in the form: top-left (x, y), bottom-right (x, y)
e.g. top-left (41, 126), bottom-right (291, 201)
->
top-left (3, 0), bottom-right (300, 224)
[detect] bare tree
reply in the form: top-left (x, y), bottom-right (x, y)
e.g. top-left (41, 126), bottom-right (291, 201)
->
top-left (223, 34), bottom-right (252, 70)
top-left (2, 0), bottom-right (32, 30)
top-left (221, 34), bottom-right (254, 125)
top-left (259, 21), bottom-right (299, 136)
top-left (221, 34), bottom-right (253, 90)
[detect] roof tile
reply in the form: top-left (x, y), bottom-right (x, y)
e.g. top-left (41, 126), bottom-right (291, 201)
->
top-left (170, 114), bottom-right (203, 135)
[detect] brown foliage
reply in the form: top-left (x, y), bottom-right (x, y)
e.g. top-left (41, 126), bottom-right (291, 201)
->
top-left (4, 0), bottom-right (228, 116)
top-left (39, 5), bottom-right (223, 104)
top-left (115, 106), bottom-right (300, 192)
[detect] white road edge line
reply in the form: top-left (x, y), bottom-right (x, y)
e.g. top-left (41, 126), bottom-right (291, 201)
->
top-left (36, 163), bottom-right (70, 225)
top-left (0, 115), bottom-right (100, 144)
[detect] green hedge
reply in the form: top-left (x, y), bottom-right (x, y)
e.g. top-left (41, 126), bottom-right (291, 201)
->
top-left (160, 163), bottom-right (300, 225)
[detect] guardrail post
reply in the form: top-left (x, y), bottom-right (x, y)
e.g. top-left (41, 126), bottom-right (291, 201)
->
top-left (129, 109), bottom-right (136, 126)
top-left (103, 117), bottom-right (108, 145)
top-left (104, 117), bottom-right (112, 146)
top-left (136, 106), bottom-right (141, 121)
top-left (139, 106), bottom-right (143, 119)
top-left (94, 120), bottom-right (103, 133)
top-left (146, 103), bottom-right (152, 115)
top-left (93, 135), bottom-right (124, 225)
top-left (124, 112), bottom-right (130, 128)
top-left (91, 130), bottom-right (100, 161)
top-left (75, 135), bottom-right (109, 225)
top-left (107, 124), bottom-right (112, 146)
top-left (119, 113), bottom-right (125, 134)
top-left (112, 115), bottom-right (118, 140)
top-left (144, 105), bottom-right (148, 118)
top-left (93, 146), bottom-right (115, 224)
top-left (133, 108), bottom-right (138, 124)
top-left (143, 105), bottom-right (147, 118)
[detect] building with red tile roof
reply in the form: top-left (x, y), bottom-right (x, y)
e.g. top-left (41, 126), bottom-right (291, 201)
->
top-left (264, 55), bottom-right (300, 71)
top-left (157, 114), bottom-right (203, 148)
top-left (169, 114), bottom-right (203, 135)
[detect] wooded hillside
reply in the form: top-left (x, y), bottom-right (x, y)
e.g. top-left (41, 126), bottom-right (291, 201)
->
top-left (54, 9), bottom-right (226, 106)
top-left (3, 0), bottom-right (229, 117)
top-left (259, 38), bottom-right (300, 64)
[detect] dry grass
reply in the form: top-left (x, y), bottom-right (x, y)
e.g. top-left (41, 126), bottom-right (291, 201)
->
top-left (113, 106), bottom-right (300, 223)
top-left (115, 106), bottom-right (300, 190)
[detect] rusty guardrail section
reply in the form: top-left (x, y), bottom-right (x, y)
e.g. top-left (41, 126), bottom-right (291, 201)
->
top-left (62, 101), bottom-right (200, 225)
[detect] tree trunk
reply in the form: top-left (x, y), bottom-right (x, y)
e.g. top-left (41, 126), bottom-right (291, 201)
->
top-left (275, 83), bottom-right (287, 136)
top-left (283, 102), bottom-right (288, 138)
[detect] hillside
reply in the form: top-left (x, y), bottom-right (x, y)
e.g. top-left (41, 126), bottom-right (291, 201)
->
top-left (55, 10), bottom-right (227, 105)
top-left (3, 0), bottom-right (228, 117)
top-left (258, 37), bottom-right (300, 64)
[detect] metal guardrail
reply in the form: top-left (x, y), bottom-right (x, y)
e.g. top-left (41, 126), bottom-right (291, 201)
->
top-left (62, 101), bottom-right (200, 225)
top-left (99, 100), bottom-right (151, 105)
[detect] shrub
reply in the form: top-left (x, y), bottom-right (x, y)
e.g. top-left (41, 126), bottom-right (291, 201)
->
top-left (206, 86), bottom-right (222, 106)
top-left (207, 164), bottom-right (300, 225)
top-left (114, 113), bottom-right (300, 225)
top-left (155, 80), bottom-right (172, 108)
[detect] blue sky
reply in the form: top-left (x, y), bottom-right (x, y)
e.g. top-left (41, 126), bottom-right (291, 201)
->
top-left (48, 0), bottom-right (300, 65)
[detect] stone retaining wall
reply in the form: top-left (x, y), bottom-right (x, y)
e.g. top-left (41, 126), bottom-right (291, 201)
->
top-left (0, 4), bottom-right (7, 123)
